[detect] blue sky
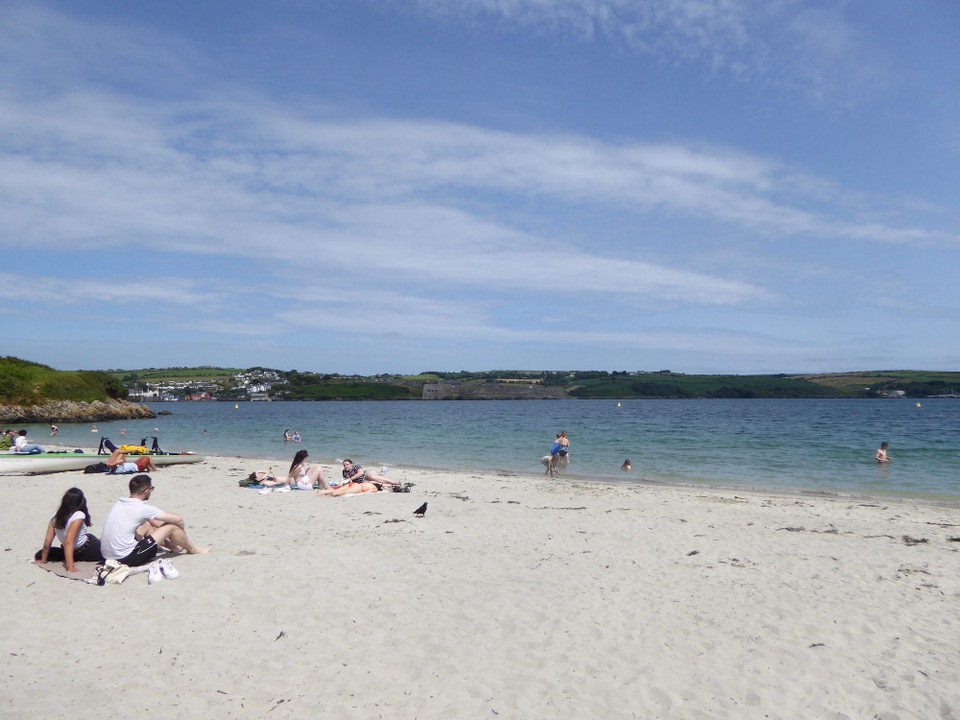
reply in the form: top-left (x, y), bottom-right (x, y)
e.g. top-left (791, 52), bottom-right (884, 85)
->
top-left (2, 1), bottom-right (958, 375)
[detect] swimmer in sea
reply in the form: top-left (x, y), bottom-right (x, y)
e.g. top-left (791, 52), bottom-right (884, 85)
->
top-left (621, 459), bottom-right (632, 471)
top-left (875, 441), bottom-right (891, 464)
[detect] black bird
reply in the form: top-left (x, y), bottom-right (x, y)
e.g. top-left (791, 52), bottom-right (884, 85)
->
top-left (413, 502), bottom-right (428, 517)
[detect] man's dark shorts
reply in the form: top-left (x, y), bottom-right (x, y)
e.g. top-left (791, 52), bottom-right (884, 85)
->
top-left (116, 537), bottom-right (158, 567)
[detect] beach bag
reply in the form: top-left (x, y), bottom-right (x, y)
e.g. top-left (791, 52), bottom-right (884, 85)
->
top-left (84, 462), bottom-right (110, 474)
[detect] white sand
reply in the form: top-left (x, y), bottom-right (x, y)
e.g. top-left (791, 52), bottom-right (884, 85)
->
top-left (2, 455), bottom-right (959, 719)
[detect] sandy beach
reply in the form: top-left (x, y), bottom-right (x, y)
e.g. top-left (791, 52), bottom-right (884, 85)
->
top-left (2, 454), bottom-right (959, 719)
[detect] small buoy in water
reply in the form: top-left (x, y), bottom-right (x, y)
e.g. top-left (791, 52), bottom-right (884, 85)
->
top-left (235, 404), bottom-right (239, 409)
top-left (916, 402), bottom-right (922, 408)
top-left (617, 402), bottom-right (621, 408)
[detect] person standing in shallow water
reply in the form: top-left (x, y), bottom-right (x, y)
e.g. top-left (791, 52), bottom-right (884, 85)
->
top-left (558, 431), bottom-right (570, 465)
top-left (875, 441), bottom-right (891, 463)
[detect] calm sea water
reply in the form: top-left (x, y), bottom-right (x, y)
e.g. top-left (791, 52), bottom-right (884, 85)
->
top-left (34, 398), bottom-right (960, 500)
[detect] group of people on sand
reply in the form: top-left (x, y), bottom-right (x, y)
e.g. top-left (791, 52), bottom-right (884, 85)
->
top-left (2, 428), bottom-right (45, 454)
top-left (33, 477), bottom-right (209, 574)
top-left (249, 449), bottom-right (407, 497)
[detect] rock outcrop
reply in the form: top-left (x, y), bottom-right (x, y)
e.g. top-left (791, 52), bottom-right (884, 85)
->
top-left (0, 399), bottom-right (157, 424)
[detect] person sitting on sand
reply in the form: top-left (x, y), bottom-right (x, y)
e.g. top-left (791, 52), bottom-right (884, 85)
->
top-left (340, 459), bottom-right (399, 489)
top-left (269, 450), bottom-right (330, 491)
top-left (13, 429), bottom-right (44, 454)
top-left (33, 487), bottom-right (104, 572)
top-left (106, 448), bottom-right (157, 474)
top-left (621, 458), bottom-right (632, 471)
top-left (875, 441), bottom-right (891, 464)
top-left (100, 474), bottom-right (210, 566)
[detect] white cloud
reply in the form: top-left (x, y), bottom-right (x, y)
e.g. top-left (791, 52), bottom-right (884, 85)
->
top-left (0, 272), bottom-right (218, 307)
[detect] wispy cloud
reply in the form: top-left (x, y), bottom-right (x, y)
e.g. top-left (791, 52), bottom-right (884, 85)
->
top-left (397, 0), bottom-right (889, 104)
top-left (0, 272), bottom-right (220, 307)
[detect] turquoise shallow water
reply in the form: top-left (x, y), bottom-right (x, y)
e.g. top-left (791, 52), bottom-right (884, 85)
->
top-left (33, 398), bottom-right (960, 500)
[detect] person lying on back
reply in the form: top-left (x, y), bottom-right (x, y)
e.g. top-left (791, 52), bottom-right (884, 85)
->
top-left (106, 448), bottom-right (157, 474)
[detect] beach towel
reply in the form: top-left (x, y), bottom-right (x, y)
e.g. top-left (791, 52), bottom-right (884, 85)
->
top-left (34, 560), bottom-right (100, 583)
top-left (33, 559), bottom-right (150, 585)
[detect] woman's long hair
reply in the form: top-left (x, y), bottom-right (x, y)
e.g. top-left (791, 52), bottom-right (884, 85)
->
top-left (289, 449), bottom-right (309, 475)
top-left (53, 487), bottom-right (92, 530)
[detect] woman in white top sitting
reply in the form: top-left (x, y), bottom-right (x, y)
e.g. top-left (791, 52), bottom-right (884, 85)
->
top-left (33, 487), bottom-right (104, 572)
top-left (259, 450), bottom-right (330, 491)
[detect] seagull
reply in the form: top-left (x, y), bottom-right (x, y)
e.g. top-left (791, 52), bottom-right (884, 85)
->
top-left (413, 502), bottom-right (428, 517)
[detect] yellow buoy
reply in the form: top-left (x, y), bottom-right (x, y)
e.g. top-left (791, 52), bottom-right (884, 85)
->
top-left (235, 404), bottom-right (239, 409)
top-left (916, 402), bottom-right (922, 408)
top-left (617, 402), bottom-right (621, 408)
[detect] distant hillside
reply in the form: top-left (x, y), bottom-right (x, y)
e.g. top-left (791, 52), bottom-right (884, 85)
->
top-left (0, 356), bottom-right (128, 404)
top-left (8, 360), bottom-right (957, 403)
top-left (795, 370), bottom-right (960, 398)
top-left (108, 366), bottom-right (960, 400)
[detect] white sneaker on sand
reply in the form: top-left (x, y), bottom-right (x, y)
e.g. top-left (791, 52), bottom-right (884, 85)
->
top-left (147, 562), bottom-right (164, 585)
top-left (258, 487), bottom-right (273, 495)
top-left (275, 485), bottom-right (291, 493)
top-left (158, 558), bottom-right (179, 580)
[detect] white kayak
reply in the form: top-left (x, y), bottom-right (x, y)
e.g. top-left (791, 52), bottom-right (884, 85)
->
top-left (0, 452), bottom-right (205, 476)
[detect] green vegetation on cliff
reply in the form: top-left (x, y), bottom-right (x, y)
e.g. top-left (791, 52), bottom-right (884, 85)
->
top-left (0, 357), bottom-right (128, 404)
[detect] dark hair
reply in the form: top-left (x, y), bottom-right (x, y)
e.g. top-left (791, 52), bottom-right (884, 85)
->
top-left (129, 474), bottom-right (152, 494)
top-left (290, 449), bottom-right (309, 474)
top-left (19, 429), bottom-right (27, 437)
top-left (53, 487), bottom-right (92, 530)
top-left (248, 471), bottom-right (259, 482)
top-left (343, 458), bottom-right (353, 465)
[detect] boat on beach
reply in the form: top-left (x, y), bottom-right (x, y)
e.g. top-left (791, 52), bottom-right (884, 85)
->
top-left (0, 452), bottom-right (204, 476)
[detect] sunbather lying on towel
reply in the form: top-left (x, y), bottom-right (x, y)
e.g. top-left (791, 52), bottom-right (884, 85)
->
top-left (106, 448), bottom-right (156, 474)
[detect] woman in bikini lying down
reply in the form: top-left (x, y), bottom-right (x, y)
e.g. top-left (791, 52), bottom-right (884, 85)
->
top-left (317, 459), bottom-right (399, 496)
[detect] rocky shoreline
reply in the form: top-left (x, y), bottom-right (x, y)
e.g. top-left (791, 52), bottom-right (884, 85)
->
top-left (0, 399), bottom-right (156, 424)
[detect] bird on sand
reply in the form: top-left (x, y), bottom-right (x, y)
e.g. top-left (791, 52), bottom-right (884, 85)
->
top-left (413, 502), bottom-right (428, 517)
